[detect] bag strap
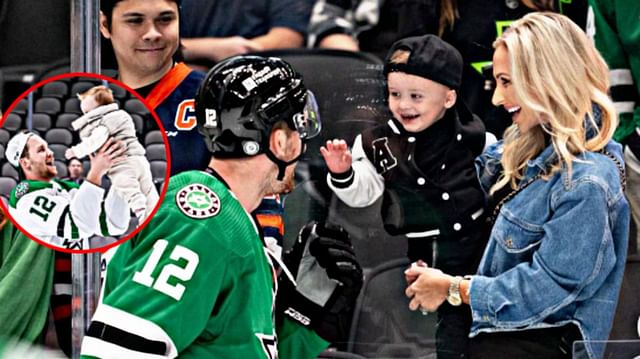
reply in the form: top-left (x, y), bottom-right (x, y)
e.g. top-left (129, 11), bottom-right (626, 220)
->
top-left (488, 149), bottom-right (627, 225)
top-left (599, 149), bottom-right (627, 190)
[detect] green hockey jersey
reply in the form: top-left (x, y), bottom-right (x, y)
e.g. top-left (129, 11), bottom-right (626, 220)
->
top-left (80, 170), bottom-right (327, 358)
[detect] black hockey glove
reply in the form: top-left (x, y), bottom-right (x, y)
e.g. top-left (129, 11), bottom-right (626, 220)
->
top-left (276, 221), bottom-right (363, 343)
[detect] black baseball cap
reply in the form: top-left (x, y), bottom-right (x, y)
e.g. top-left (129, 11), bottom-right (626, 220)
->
top-left (384, 34), bottom-right (463, 90)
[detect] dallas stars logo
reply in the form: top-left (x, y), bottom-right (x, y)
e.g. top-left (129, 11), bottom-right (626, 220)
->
top-left (15, 182), bottom-right (29, 199)
top-left (176, 184), bottom-right (221, 219)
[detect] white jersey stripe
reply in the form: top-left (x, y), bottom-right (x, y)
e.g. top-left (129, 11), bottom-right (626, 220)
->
top-left (610, 69), bottom-right (633, 86)
top-left (81, 336), bottom-right (171, 359)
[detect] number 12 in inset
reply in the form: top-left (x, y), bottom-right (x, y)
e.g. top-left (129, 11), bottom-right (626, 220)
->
top-left (29, 195), bottom-right (57, 221)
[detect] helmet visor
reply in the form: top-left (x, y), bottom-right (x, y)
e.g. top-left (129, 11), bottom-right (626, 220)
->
top-left (294, 90), bottom-right (321, 140)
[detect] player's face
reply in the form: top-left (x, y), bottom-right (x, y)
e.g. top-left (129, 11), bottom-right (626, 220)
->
top-left (22, 136), bottom-right (57, 181)
top-left (387, 72), bottom-right (455, 133)
top-left (492, 45), bottom-right (538, 134)
top-left (271, 131), bottom-right (303, 195)
top-left (100, 0), bottom-right (179, 83)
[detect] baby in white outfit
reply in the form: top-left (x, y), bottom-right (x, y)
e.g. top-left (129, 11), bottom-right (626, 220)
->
top-left (66, 85), bottom-right (159, 221)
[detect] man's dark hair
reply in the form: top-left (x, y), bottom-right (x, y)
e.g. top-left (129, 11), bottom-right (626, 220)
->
top-left (100, 0), bottom-right (184, 71)
top-left (100, 0), bottom-right (182, 29)
top-left (66, 157), bottom-right (82, 166)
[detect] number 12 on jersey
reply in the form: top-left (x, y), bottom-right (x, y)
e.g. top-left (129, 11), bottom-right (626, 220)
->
top-left (132, 239), bottom-right (200, 301)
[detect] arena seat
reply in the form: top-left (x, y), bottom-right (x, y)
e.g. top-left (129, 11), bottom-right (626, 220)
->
top-left (145, 144), bottom-right (166, 161)
top-left (0, 177), bottom-right (17, 198)
top-left (0, 128), bottom-right (11, 146)
top-left (64, 98), bottom-right (82, 114)
top-left (42, 81), bottom-right (69, 99)
top-left (34, 97), bottom-right (61, 116)
top-left (54, 160), bottom-right (68, 178)
top-left (45, 128), bottom-right (73, 146)
top-left (144, 130), bottom-right (164, 146)
top-left (55, 113), bottom-right (77, 131)
top-left (48, 143), bottom-right (68, 162)
top-left (31, 113), bottom-right (52, 133)
top-left (1, 163), bottom-right (18, 181)
top-left (3, 113), bottom-right (23, 133)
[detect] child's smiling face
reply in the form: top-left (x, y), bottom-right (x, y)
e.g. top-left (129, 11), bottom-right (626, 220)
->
top-left (387, 72), bottom-right (456, 133)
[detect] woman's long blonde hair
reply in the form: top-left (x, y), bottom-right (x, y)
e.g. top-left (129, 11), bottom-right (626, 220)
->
top-left (491, 12), bottom-right (617, 193)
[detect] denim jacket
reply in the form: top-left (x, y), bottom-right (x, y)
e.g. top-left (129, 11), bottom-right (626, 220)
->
top-left (470, 132), bottom-right (629, 359)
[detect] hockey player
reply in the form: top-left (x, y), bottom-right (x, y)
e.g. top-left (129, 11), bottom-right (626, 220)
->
top-left (4, 133), bottom-right (131, 251)
top-left (80, 56), bottom-right (363, 358)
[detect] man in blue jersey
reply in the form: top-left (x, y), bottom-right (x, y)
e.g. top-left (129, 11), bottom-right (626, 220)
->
top-left (100, 0), bottom-right (208, 174)
top-left (100, 0), bottom-right (288, 247)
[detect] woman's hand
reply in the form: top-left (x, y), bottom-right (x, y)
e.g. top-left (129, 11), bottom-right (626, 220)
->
top-left (404, 264), bottom-right (451, 313)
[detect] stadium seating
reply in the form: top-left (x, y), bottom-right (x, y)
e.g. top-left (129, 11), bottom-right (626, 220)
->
top-left (0, 177), bottom-right (17, 198)
top-left (55, 113), bottom-right (77, 131)
top-left (42, 81), bottom-right (69, 99)
top-left (149, 160), bottom-right (167, 181)
top-left (54, 160), bottom-right (68, 178)
top-left (145, 143), bottom-right (166, 162)
top-left (34, 97), bottom-right (61, 116)
top-left (144, 130), bottom-right (164, 146)
top-left (48, 144), bottom-right (68, 162)
top-left (45, 128), bottom-right (73, 146)
top-left (131, 113), bottom-right (145, 136)
top-left (0, 128), bottom-right (11, 145)
top-left (108, 83), bottom-right (128, 100)
top-left (0, 129), bottom-right (10, 146)
top-left (71, 81), bottom-right (100, 96)
top-left (3, 113), bottom-right (22, 133)
top-left (64, 98), bottom-right (82, 114)
top-left (11, 98), bottom-right (29, 116)
top-left (32, 113), bottom-right (53, 133)
top-left (1, 163), bottom-right (18, 181)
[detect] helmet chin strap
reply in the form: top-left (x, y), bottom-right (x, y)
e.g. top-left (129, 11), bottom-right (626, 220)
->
top-left (265, 149), bottom-right (303, 181)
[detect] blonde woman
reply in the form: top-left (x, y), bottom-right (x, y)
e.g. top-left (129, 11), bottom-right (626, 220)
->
top-left (404, 12), bottom-right (628, 359)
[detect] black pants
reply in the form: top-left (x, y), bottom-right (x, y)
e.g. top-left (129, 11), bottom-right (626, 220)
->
top-left (435, 303), bottom-right (473, 359)
top-left (469, 324), bottom-right (583, 359)
top-left (408, 236), bottom-right (484, 359)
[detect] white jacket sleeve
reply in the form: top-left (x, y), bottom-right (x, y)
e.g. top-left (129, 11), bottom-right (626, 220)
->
top-left (326, 134), bottom-right (385, 207)
top-left (72, 125), bottom-right (110, 159)
top-left (69, 181), bottom-right (107, 236)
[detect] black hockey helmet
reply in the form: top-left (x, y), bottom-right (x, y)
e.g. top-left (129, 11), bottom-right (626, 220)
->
top-left (195, 55), bottom-right (321, 158)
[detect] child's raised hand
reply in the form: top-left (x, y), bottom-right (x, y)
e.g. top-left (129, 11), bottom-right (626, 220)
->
top-left (320, 139), bottom-right (352, 174)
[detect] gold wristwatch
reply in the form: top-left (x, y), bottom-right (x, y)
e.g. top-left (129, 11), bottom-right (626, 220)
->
top-left (446, 276), bottom-right (463, 306)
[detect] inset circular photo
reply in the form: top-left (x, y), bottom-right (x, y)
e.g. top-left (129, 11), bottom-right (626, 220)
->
top-left (0, 72), bottom-right (170, 253)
